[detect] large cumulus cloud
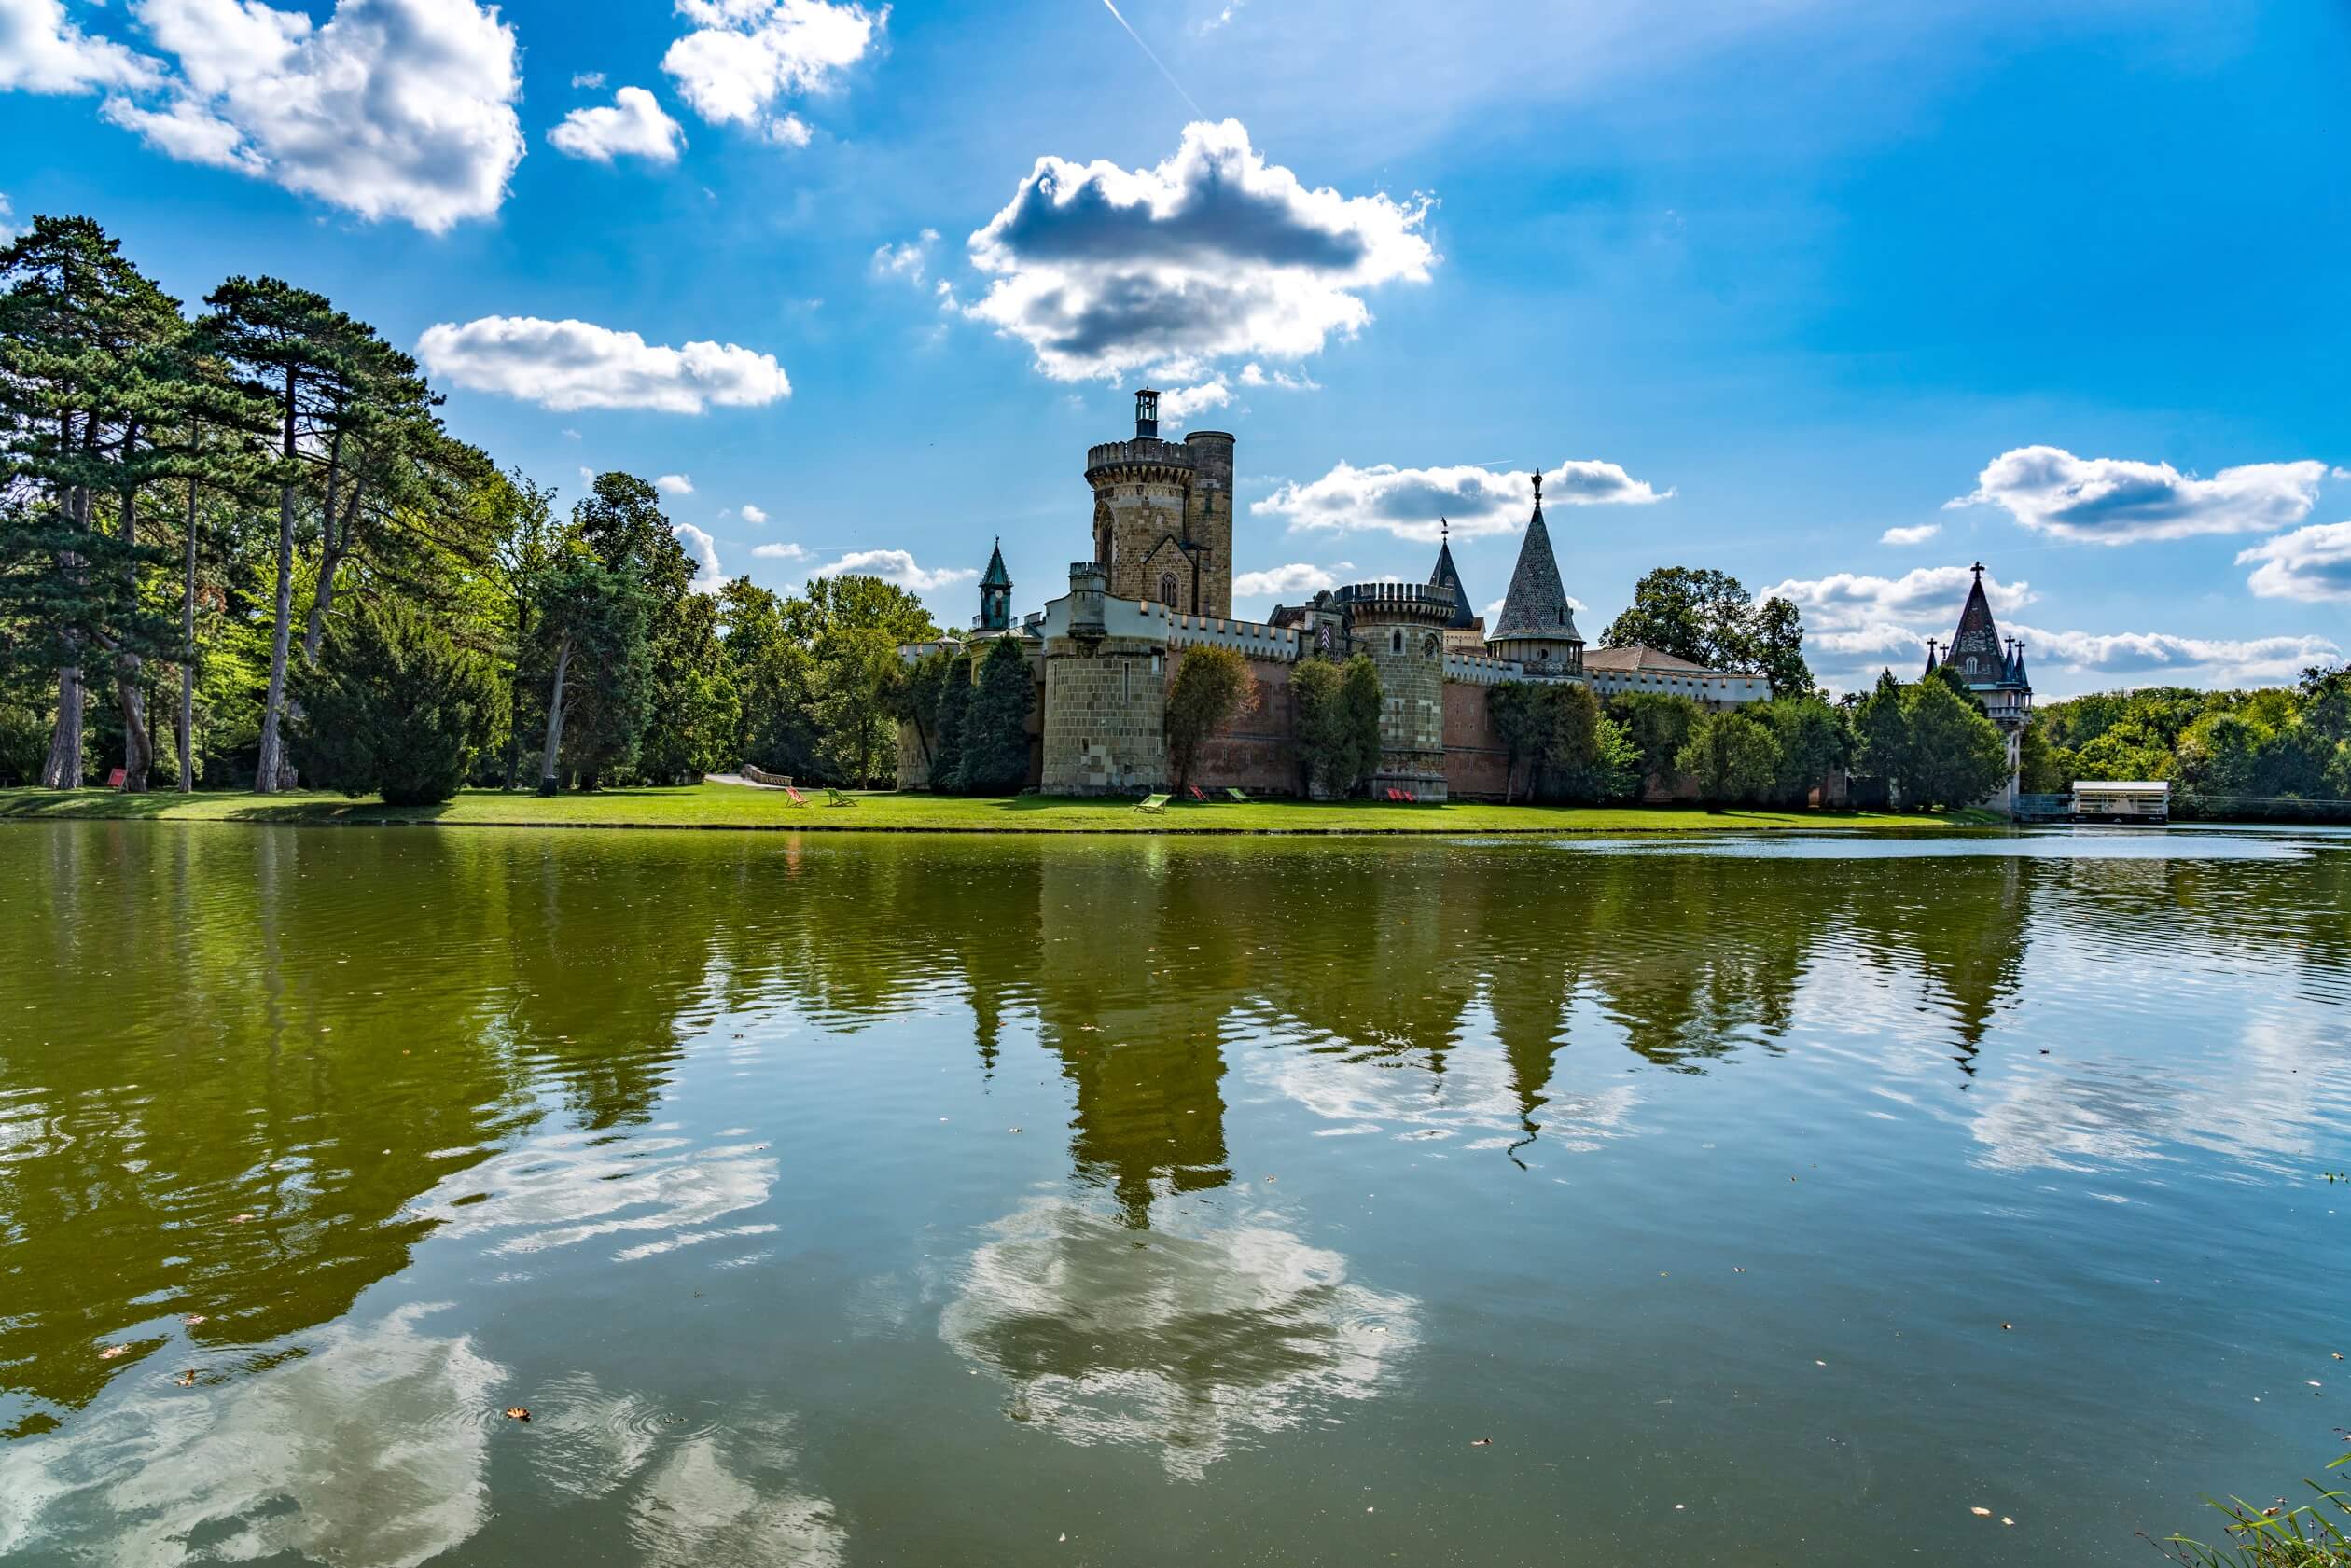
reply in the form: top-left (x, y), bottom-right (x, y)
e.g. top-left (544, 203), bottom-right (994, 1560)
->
top-left (965, 118), bottom-right (1435, 382)
top-left (90, 0), bottom-right (524, 233)
top-left (661, 0), bottom-right (882, 146)
top-left (1950, 446), bottom-right (2328, 545)
top-left (1253, 458), bottom-right (1664, 543)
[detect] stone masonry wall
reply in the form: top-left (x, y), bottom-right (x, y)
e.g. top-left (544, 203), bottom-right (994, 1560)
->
top-left (1358, 622), bottom-right (1447, 776)
top-left (1095, 481), bottom-right (1193, 611)
top-left (1042, 636), bottom-right (1167, 795)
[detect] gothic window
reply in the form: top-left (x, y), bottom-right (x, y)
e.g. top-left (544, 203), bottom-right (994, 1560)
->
top-left (1423, 633), bottom-right (1440, 657)
top-left (1390, 630), bottom-right (1403, 654)
top-left (1966, 657), bottom-right (1979, 676)
top-left (1158, 572), bottom-right (1178, 606)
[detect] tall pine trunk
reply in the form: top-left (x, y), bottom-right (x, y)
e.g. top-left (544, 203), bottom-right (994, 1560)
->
top-left (254, 368), bottom-right (299, 794)
top-left (41, 665), bottom-right (84, 789)
top-left (537, 633), bottom-right (573, 796)
top-left (179, 469), bottom-right (198, 793)
top-left (114, 454), bottom-right (151, 793)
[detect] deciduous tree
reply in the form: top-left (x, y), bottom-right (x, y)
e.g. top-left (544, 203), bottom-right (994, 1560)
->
top-left (1164, 644), bottom-right (1255, 795)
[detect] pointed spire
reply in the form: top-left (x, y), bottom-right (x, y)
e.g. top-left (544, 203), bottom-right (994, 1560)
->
top-left (981, 535), bottom-right (1012, 588)
top-left (1427, 523), bottom-right (1475, 629)
top-left (1923, 638), bottom-right (1940, 678)
top-left (1490, 473), bottom-right (1581, 645)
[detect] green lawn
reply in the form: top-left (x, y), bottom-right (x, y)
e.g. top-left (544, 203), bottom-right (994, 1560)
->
top-left (0, 784), bottom-right (2000, 836)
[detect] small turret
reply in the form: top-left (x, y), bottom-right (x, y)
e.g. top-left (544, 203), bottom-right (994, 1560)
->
top-left (1922, 639), bottom-right (1941, 678)
top-left (1134, 388), bottom-right (1160, 439)
top-left (980, 537), bottom-right (1013, 631)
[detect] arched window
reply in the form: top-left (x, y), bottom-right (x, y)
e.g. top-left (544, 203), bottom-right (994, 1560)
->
top-left (1390, 630), bottom-right (1403, 654)
top-left (1158, 572), bottom-right (1178, 606)
top-left (1965, 656), bottom-right (1979, 676)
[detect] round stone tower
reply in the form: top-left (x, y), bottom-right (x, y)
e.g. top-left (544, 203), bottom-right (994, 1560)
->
top-left (1041, 561), bottom-right (1169, 796)
top-left (1083, 390), bottom-right (1231, 618)
top-left (1336, 580), bottom-right (1457, 803)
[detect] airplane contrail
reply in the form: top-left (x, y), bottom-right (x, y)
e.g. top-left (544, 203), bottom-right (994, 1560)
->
top-left (1098, 0), bottom-right (1205, 118)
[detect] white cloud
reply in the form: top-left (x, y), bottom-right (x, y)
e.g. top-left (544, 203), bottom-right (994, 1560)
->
top-left (570, 69), bottom-right (605, 88)
top-left (1768, 563), bottom-right (2341, 693)
top-left (813, 548), bottom-right (974, 593)
top-left (1239, 361), bottom-right (1318, 392)
top-left (656, 473), bottom-right (694, 495)
top-left (1879, 522), bottom-right (1940, 547)
top-left (672, 521), bottom-right (726, 592)
top-left (1231, 561), bottom-right (1350, 601)
top-left (1950, 445), bottom-right (2329, 545)
top-left (2010, 624), bottom-right (2341, 687)
top-left (2237, 521), bottom-right (2351, 604)
top-left (1156, 378), bottom-right (1231, 427)
top-left (0, 193), bottom-right (15, 243)
top-left (1759, 565), bottom-right (2034, 631)
top-left (0, 0), bottom-right (162, 93)
top-left (870, 228), bottom-right (937, 284)
top-left (661, 0), bottom-right (882, 143)
top-left (549, 85), bottom-right (684, 164)
top-left (1196, 0), bottom-right (1245, 34)
top-left (1254, 458), bottom-right (1665, 543)
top-left (751, 540), bottom-right (807, 560)
top-left (94, 0), bottom-right (525, 233)
top-left (965, 118), bottom-right (1436, 382)
top-left (740, 503), bottom-right (769, 525)
top-left (416, 315), bottom-right (791, 413)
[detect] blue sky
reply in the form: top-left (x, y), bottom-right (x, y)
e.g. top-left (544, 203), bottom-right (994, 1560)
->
top-left (5, 0), bottom-right (2347, 694)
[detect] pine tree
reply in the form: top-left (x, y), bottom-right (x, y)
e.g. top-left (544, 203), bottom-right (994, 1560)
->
top-left (930, 656), bottom-right (972, 791)
top-left (0, 215), bottom-right (184, 788)
top-left (955, 639), bottom-right (1033, 795)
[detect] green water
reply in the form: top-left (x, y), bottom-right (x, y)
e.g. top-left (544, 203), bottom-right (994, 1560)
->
top-left (1, 822), bottom-right (2347, 1566)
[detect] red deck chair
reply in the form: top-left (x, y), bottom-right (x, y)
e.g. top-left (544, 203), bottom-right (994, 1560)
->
top-left (1189, 784), bottom-right (1209, 802)
top-left (105, 768), bottom-right (127, 790)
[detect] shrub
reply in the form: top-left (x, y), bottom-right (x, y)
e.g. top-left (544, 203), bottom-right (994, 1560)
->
top-left (293, 598), bottom-right (498, 807)
top-left (1676, 710), bottom-right (1782, 809)
top-left (1298, 654), bottom-right (1381, 798)
top-left (1165, 645), bottom-right (1257, 794)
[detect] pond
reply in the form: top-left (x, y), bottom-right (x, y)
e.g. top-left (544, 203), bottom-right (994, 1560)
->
top-left (1, 821), bottom-right (2346, 1565)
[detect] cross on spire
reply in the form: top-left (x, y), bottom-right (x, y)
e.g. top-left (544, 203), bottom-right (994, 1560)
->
top-left (1971, 561), bottom-right (1986, 582)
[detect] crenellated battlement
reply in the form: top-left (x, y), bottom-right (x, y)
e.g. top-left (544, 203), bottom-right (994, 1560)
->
top-left (1442, 651), bottom-right (1523, 686)
top-left (1084, 437), bottom-right (1198, 483)
top-left (1333, 581), bottom-right (1461, 623)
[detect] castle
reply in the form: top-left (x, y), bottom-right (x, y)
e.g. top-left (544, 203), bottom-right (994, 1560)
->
top-left (900, 392), bottom-right (2021, 807)
top-left (1919, 564), bottom-right (2034, 812)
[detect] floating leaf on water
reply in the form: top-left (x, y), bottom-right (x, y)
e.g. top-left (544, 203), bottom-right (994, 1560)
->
top-left (176, 1371), bottom-right (195, 1387)
top-left (2002, 1323), bottom-right (2013, 1331)
top-left (231, 1214), bottom-right (254, 1224)
top-left (98, 1345), bottom-right (128, 1360)
top-left (504, 1407), bottom-right (531, 1422)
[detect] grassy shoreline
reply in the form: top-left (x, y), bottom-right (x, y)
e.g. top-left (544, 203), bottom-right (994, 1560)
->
top-left (0, 784), bottom-right (2002, 836)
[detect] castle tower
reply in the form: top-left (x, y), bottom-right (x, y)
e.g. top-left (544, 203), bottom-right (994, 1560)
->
top-left (1084, 390), bottom-right (1233, 618)
top-left (1484, 474), bottom-right (1586, 678)
top-left (1935, 563), bottom-right (2033, 814)
top-left (1335, 579), bottom-right (1456, 803)
top-left (1040, 561), bottom-right (1168, 796)
top-left (979, 537), bottom-right (1013, 631)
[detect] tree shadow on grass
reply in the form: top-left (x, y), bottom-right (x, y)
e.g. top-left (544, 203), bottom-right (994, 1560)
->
top-left (0, 790), bottom-right (452, 826)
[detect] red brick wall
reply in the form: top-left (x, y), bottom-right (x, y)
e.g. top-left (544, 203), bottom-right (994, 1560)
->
top-left (1441, 682), bottom-right (1513, 799)
top-left (1174, 657), bottom-right (1300, 794)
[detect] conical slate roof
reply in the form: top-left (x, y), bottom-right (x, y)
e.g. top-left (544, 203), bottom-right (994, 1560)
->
top-left (981, 537), bottom-right (1012, 589)
top-left (1491, 482), bottom-right (1582, 644)
top-left (1944, 564), bottom-right (2014, 684)
top-left (1428, 533), bottom-right (1476, 629)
